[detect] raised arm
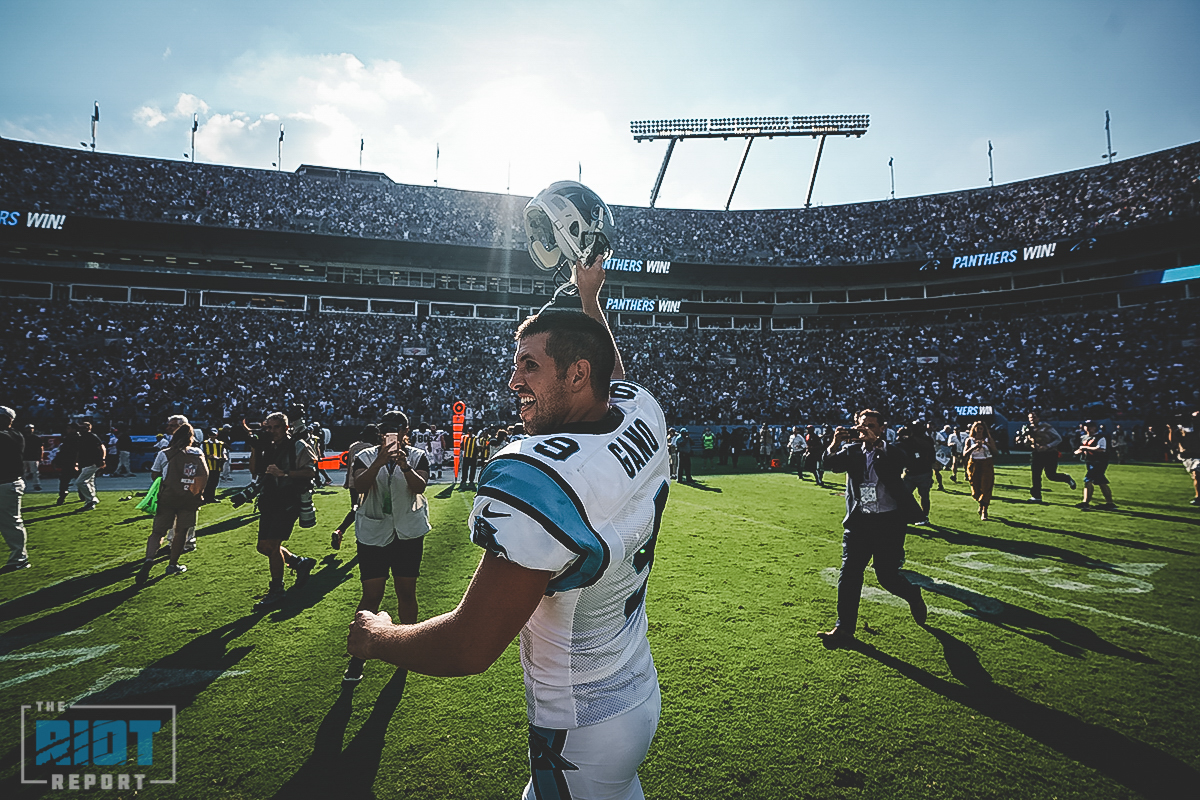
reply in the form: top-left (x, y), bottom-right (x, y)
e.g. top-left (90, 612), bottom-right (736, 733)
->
top-left (576, 256), bottom-right (624, 381)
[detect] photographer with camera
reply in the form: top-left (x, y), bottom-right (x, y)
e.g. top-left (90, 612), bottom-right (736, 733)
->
top-left (817, 409), bottom-right (927, 649)
top-left (896, 421), bottom-right (936, 525)
top-left (250, 411), bottom-right (318, 610)
top-left (137, 424), bottom-right (207, 584)
top-left (343, 410), bottom-right (430, 683)
top-left (1019, 411), bottom-right (1077, 503)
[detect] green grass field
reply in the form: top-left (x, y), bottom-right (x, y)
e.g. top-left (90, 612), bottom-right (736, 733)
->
top-left (3, 459), bottom-right (1199, 799)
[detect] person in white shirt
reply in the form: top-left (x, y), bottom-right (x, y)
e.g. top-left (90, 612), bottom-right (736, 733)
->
top-left (947, 426), bottom-right (966, 483)
top-left (342, 410), bottom-right (430, 684)
top-left (1074, 419), bottom-right (1117, 510)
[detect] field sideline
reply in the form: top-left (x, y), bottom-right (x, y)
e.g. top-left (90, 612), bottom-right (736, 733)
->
top-left (2, 459), bottom-right (1198, 799)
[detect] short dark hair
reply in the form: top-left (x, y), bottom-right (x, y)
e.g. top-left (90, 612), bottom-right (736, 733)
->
top-left (380, 410), bottom-right (409, 434)
top-left (856, 408), bottom-right (884, 425)
top-left (516, 310), bottom-right (615, 400)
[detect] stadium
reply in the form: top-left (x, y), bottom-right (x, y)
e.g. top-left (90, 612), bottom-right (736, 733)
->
top-left (2, 119), bottom-right (1200, 800)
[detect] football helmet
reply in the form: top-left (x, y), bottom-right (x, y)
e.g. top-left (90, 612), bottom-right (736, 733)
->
top-left (523, 181), bottom-right (616, 271)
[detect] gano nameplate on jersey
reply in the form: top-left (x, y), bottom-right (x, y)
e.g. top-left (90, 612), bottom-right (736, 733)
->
top-left (607, 418), bottom-right (661, 479)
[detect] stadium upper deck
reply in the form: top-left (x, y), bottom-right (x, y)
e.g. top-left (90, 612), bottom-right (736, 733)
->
top-left (2, 136), bottom-right (1198, 268)
top-left (1, 137), bottom-right (1198, 326)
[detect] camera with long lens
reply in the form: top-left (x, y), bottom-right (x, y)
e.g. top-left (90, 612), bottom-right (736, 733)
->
top-left (229, 480), bottom-right (261, 508)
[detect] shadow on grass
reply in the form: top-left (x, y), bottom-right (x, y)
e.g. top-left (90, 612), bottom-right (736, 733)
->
top-left (0, 559), bottom-right (145, 624)
top-left (78, 612), bottom-right (263, 706)
top-left (20, 507), bottom-right (99, 523)
top-left (903, 570), bottom-right (1157, 663)
top-left (267, 554), bottom-right (360, 624)
top-left (908, 524), bottom-right (1165, 570)
top-left (993, 518), bottom-right (1194, 556)
top-left (0, 614), bottom-right (265, 790)
top-left (1105, 508), bottom-right (1200, 527)
top-left (679, 479), bottom-right (722, 493)
top-left (434, 485), bottom-right (456, 499)
top-left (270, 667), bottom-right (409, 800)
top-left (196, 511), bottom-right (260, 538)
top-left (0, 581), bottom-right (143, 655)
top-left (850, 630), bottom-right (1196, 800)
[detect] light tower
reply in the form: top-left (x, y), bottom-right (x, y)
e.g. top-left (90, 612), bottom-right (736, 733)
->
top-left (630, 114), bottom-right (870, 209)
top-left (1101, 111), bottom-right (1117, 164)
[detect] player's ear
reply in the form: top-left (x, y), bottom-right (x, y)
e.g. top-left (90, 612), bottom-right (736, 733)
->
top-left (567, 359), bottom-right (592, 395)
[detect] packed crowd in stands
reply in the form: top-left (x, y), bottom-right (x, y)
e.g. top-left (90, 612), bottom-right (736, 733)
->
top-left (3, 137), bottom-right (1198, 267)
top-left (3, 297), bottom-right (1195, 434)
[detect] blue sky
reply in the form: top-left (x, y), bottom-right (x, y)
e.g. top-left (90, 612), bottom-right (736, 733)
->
top-left (1, 0), bottom-right (1197, 210)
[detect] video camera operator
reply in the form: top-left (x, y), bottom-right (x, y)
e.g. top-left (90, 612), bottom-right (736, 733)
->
top-left (249, 410), bottom-right (317, 610)
top-left (817, 410), bottom-right (926, 649)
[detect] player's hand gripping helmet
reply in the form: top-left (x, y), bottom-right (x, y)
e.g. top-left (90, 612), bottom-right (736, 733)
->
top-left (523, 181), bottom-right (616, 271)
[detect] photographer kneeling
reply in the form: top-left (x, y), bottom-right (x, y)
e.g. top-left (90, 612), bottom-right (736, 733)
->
top-left (343, 410), bottom-right (430, 683)
top-left (251, 411), bottom-right (317, 611)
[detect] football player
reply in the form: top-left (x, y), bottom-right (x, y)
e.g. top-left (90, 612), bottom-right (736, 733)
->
top-left (349, 181), bottom-right (668, 800)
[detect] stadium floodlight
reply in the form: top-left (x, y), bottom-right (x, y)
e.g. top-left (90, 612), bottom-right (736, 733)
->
top-left (630, 114), bottom-right (870, 208)
top-left (1101, 110), bottom-right (1117, 164)
top-left (87, 101), bottom-right (99, 153)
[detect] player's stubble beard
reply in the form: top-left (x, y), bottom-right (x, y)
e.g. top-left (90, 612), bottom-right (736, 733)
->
top-left (523, 379), bottom-right (571, 437)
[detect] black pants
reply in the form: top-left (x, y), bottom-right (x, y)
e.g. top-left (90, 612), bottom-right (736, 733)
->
top-left (203, 460), bottom-right (225, 502)
top-left (1031, 450), bottom-right (1071, 498)
top-left (677, 451), bottom-right (692, 482)
top-left (57, 467), bottom-right (78, 497)
top-left (836, 511), bottom-right (921, 634)
top-left (460, 457), bottom-right (478, 488)
top-left (807, 452), bottom-right (824, 485)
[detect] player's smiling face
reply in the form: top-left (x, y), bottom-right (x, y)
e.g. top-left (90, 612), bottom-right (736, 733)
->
top-left (510, 332), bottom-right (570, 436)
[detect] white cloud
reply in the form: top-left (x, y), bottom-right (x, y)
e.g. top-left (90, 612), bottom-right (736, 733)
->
top-left (173, 93), bottom-right (210, 118)
top-left (148, 51), bottom-right (625, 192)
top-left (195, 113), bottom-right (251, 163)
top-left (162, 47), bottom-right (171, 60)
top-left (133, 106), bottom-right (167, 128)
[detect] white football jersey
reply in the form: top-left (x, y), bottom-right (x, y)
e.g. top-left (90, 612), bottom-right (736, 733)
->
top-left (469, 380), bottom-right (670, 730)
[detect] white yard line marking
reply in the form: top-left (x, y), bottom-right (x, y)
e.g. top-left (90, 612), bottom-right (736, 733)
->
top-left (0, 644), bottom-right (121, 691)
top-left (0, 628), bottom-right (91, 656)
top-left (907, 560), bottom-right (1200, 643)
top-left (819, 567), bottom-right (969, 619)
top-left (66, 667), bottom-right (250, 706)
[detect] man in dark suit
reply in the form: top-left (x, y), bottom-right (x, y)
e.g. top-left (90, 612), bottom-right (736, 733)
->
top-left (818, 409), bottom-right (927, 648)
